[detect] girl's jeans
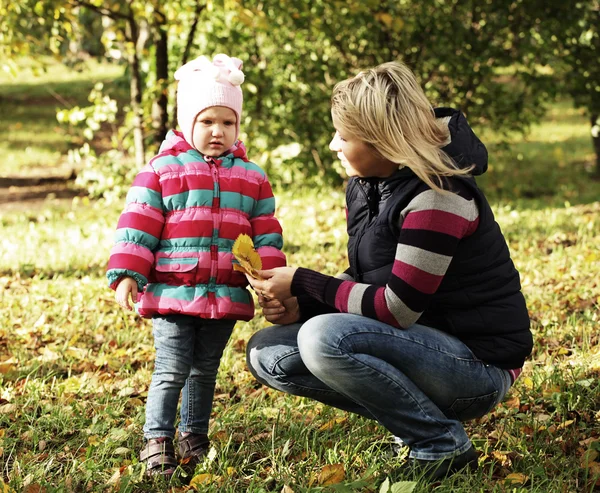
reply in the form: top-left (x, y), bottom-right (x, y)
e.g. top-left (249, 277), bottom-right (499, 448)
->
top-left (143, 314), bottom-right (235, 440)
top-left (246, 313), bottom-right (512, 461)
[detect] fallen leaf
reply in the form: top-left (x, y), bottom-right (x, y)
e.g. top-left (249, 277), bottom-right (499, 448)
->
top-left (503, 395), bottom-right (520, 409)
top-left (505, 472), bottom-right (528, 485)
top-left (190, 473), bottom-right (217, 488)
top-left (281, 486), bottom-right (295, 493)
top-left (318, 463), bottom-right (345, 485)
top-left (23, 485), bottom-right (47, 493)
top-left (318, 417), bottom-right (347, 431)
top-left (556, 419), bottom-right (575, 430)
top-left (88, 435), bottom-right (100, 446)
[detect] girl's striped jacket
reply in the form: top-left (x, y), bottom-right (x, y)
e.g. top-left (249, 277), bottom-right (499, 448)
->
top-left (107, 130), bottom-right (286, 321)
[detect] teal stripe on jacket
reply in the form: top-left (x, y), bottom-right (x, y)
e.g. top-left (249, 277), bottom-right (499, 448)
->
top-left (163, 189), bottom-right (215, 210)
top-left (114, 228), bottom-right (160, 250)
top-left (156, 237), bottom-right (236, 251)
top-left (146, 284), bottom-right (251, 304)
top-left (254, 233), bottom-right (284, 250)
top-left (253, 197), bottom-right (276, 216)
top-left (126, 186), bottom-right (164, 210)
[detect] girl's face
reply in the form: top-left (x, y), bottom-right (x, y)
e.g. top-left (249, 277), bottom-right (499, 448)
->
top-left (329, 115), bottom-right (397, 178)
top-left (192, 106), bottom-right (237, 157)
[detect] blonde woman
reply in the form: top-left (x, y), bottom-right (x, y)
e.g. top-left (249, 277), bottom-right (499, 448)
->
top-left (246, 61), bottom-right (531, 480)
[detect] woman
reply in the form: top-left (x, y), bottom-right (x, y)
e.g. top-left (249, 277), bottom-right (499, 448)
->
top-left (245, 61), bottom-right (532, 480)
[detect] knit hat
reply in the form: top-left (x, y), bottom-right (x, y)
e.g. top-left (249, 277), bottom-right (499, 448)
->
top-left (174, 54), bottom-right (245, 147)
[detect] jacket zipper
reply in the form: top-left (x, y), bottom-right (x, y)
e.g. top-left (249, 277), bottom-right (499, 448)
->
top-left (207, 157), bottom-right (220, 316)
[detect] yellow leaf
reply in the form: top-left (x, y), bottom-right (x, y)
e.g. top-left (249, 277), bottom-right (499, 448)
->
top-left (281, 486), bottom-right (295, 493)
top-left (88, 435), bottom-right (100, 446)
top-left (318, 417), bottom-right (347, 431)
top-left (318, 463), bottom-right (345, 485)
top-left (556, 419), bottom-right (575, 430)
top-left (0, 479), bottom-right (13, 493)
top-left (522, 376), bottom-right (534, 390)
top-left (231, 234), bottom-right (263, 279)
top-left (505, 473), bottom-right (528, 484)
top-left (190, 473), bottom-right (220, 489)
top-left (375, 12), bottom-right (393, 29)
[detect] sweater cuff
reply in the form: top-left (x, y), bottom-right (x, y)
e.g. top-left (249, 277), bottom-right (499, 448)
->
top-left (291, 267), bottom-right (332, 303)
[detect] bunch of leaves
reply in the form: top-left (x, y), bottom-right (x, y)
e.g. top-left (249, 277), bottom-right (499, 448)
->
top-left (231, 234), bottom-right (263, 280)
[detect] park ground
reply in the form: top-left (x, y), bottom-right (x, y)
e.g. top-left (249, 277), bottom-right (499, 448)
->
top-left (0, 61), bottom-right (599, 492)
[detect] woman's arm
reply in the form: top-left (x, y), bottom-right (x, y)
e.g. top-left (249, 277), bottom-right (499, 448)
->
top-left (252, 185), bottom-right (479, 329)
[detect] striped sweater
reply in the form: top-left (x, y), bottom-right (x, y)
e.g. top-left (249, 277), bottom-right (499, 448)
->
top-left (291, 185), bottom-right (479, 328)
top-left (107, 130), bottom-right (286, 321)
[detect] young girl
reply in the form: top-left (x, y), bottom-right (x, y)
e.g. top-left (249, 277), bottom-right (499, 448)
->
top-left (245, 61), bottom-right (532, 481)
top-left (107, 54), bottom-right (286, 477)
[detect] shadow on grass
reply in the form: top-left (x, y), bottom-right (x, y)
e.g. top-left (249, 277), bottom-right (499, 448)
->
top-left (0, 262), bottom-right (106, 280)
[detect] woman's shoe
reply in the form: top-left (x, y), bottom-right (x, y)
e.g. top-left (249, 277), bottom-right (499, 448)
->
top-left (397, 445), bottom-right (478, 481)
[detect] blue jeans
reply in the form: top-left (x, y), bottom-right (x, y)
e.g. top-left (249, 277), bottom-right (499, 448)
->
top-left (143, 314), bottom-right (235, 440)
top-left (246, 313), bottom-right (512, 460)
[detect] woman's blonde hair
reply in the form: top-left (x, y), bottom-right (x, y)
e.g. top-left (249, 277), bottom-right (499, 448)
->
top-left (331, 61), bottom-right (472, 192)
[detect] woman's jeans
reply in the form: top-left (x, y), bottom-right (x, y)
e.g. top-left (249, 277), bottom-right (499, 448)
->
top-left (246, 313), bottom-right (512, 460)
top-left (143, 314), bottom-right (235, 440)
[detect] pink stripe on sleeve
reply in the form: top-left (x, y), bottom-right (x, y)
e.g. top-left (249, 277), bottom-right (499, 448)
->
top-left (110, 242), bottom-right (155, 264)
top-left (334, 281), bottom-right (354, 313)
top-left (392, 260), bottom-right (443, 294)
top-left (257, 246), bottom-right (286, 269)
top-left (402, 210), bottom-right (473, 238)
top-left (373, 287), bottom-right (400, 327)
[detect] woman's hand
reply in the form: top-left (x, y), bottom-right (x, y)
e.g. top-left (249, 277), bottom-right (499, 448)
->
top-left (246, 267), bottom-right (297, 301)
top-left (258, 295), bottom-right (300, 325)
top-left (115, 277), bottom-right (138, 311)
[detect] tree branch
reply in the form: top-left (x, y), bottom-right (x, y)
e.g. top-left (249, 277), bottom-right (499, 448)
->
top-left (68, 0), bottom-right (130, 21)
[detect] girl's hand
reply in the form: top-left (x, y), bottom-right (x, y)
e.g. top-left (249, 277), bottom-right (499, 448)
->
top-left (115, 277), bottom-right (138, 311)
top-left (247, 267), bottom-right (297, 301)
top-left (258, 295), bottom-right (300, 325)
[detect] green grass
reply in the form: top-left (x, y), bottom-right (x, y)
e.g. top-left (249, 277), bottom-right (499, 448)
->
top-left (0, 57), bottom-right (125, 177)
top-left (1, 62), bottom-right (599, 492)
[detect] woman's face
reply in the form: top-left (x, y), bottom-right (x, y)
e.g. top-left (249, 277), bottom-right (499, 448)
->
top-left (329, 115), bottom-right (397, 178)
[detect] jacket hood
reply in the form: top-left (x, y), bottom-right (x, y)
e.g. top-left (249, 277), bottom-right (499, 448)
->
top-left (435, 107), bottom-right (488, 176)
top-left (158, 130), bottom-right (249, 161)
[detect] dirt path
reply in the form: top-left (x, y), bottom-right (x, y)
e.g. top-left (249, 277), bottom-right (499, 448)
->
top-left (0, 173), bottom-right (84, 212)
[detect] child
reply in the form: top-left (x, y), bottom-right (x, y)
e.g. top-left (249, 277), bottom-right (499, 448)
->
top-left (107, 54), bottom-right (286, 477)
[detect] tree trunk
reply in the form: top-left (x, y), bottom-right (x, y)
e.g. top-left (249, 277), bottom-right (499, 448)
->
top-left (171, 1), bottom-right (205, 130)
top-left (127, 15), bottom-right (146, 169)
top-left (592, 114), bottom-right (600, 177)
top-left (152, 10), bottom-right (169, 145)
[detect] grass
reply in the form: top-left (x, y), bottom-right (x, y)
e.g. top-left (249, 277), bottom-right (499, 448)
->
top-left (0, 57), bottom-right (126, 178)
top-left (1, 61), bottom-right (600, 492)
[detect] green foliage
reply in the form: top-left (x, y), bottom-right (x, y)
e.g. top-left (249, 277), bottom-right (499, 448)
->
top-left (4, 0), bottom-right (599, 191)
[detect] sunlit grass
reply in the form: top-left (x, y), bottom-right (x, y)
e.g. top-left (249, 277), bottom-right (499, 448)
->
top-left (0, 62), bottom-right (599, 492)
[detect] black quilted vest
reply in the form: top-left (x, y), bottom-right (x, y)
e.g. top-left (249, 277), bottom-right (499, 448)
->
top-left (344, 109), bottom-right (532, 368)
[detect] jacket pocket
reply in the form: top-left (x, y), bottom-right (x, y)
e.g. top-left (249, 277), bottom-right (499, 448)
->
top-left (153, 258), bottom-right (199, 285)
top-left (446, 390), bottom-right (498, 422)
